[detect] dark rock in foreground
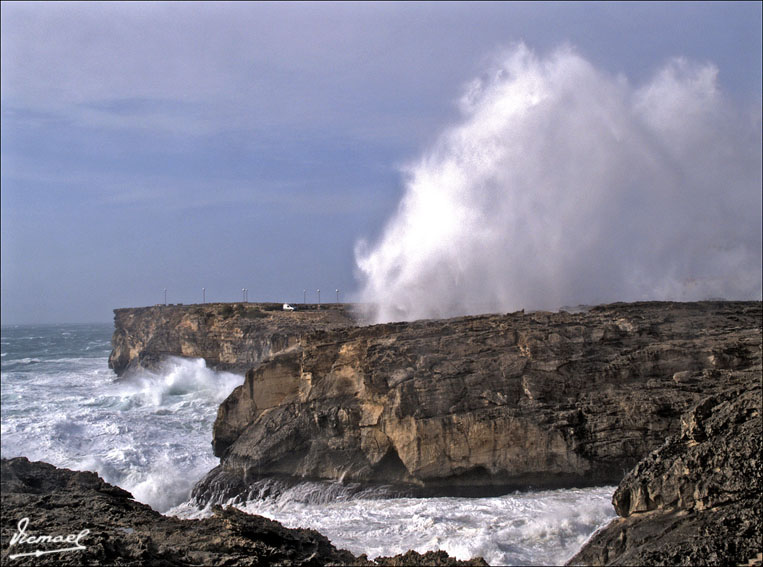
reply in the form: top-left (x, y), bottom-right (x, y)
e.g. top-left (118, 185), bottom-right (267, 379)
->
top-left (197, 301), bottom-right (761, 502)
top-left (567, 383), bottom-right (762, 566)
top-left (1, 457), bottom-right (486, 566)
top-left (1, 457), bottom-right (353, 566)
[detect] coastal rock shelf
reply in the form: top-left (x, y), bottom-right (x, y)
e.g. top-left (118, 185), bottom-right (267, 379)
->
top-left (195, 301), bottom-right (761, 501)
top-left (567, 381), bottom-right (762, 566)
top-left (0, 458), bottom-right (486, 566)
top-left (89, 300), bottom-right (762, 564)
top-left (108, 302), bottom-right (357, 376)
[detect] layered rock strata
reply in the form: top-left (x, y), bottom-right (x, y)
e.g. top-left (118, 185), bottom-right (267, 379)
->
top-left (109, 303), bottom-right (356, 376)
top-left (567, 380), bottom-right (762, 566)
top-left (195, 301), bottom-right (761, 502)
top-left (0, 457), bottom-right (486, 566)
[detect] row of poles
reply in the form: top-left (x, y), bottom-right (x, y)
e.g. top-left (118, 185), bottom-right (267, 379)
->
top-left (161, 288), bottom-right (340, 305)
top-left (303, 289), bottom-right (340, 304)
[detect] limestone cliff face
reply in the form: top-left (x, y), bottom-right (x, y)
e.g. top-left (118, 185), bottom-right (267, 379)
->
top-left (108, 303), bottom-right (356, 376)
top-left (195, 301), bottom-right (761, 502)
top-left (567, 379), bottom-right (761, 566)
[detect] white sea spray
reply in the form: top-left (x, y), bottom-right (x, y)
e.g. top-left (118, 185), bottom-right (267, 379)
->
top-left (355, 44), bottom-right (763, 323)
top-left (169, 480), bottom-right (616, 566)
top-left (1, 325), bottom-right (243, 513)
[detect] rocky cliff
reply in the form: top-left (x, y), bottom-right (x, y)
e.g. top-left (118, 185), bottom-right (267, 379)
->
top-left (0, 457), bottom-right (486, 566)
top-left (108, 303), bottom-right (357, 376)
top-left (567, 380), bottom-right (761, 566)
top-left (194, 301), bottom-right (762, 503)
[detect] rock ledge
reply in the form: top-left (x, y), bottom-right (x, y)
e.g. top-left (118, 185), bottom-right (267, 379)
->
top-left (1, 457), bottom-right (486, 566)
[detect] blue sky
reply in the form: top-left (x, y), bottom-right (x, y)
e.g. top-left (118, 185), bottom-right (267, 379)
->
top-left (2, 1), bottom-right (761, 324)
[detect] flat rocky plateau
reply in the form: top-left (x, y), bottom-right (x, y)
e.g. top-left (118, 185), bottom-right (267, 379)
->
top-left (109, 302), bottom-right (357, 376)
top-left (198, 301), bottom-right (761, 499)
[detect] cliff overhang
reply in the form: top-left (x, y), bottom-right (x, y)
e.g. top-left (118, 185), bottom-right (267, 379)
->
top-left (194, 301), bottom-right (761, 502)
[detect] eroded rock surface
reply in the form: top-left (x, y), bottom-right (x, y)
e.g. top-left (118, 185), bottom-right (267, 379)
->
top-left (109, 303), bottom-right (356, 376)
top-left (567, 381), bottom-right (762, 566)
top-left (195, 301), bottom-right (761, 502)
top-left (0, 457), bottom-right (486, 566)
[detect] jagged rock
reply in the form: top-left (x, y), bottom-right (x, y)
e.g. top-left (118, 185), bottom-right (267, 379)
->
top-left (0, 457), bottom-right (355, 566)
top-left (0, 457), bottom-right (485, 566)
top-left (368, 550), bottom-right (488, 566)
top-left (108, 302), bottom-right (356, 376)
top-left (194, 301), bottom-right (761, 502)
top-left (567, 383), bottom-right (762, 566)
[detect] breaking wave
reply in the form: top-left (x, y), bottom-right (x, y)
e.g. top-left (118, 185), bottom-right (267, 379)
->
top-left (355, 44), bottom-right (762, 323)
top-left (1, 349), bottom-right (243, 513)
top-left (171, 479), bottom-right (616, 566)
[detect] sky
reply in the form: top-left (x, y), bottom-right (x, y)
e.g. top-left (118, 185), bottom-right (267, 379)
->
top-left (1, 1), bottom-right (761, 325)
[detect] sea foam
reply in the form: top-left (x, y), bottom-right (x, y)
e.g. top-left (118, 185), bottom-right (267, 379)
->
top-left (170, 479), bottom-right (616, 566)
top-left (1, 341), bottom-right (243, 512)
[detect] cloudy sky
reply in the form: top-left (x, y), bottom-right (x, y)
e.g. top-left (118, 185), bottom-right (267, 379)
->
top-left (2, 1), bottom-right (761, 324)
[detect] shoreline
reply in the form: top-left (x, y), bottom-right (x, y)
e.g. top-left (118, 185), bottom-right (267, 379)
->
top-left (2, 301), bottom-right (760, 565)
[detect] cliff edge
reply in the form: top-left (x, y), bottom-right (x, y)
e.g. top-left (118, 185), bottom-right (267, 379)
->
top-left (108, 302), bottom-right (357, 376)
top-left (194, 301), bottom-right (761, 502)
top-left (567, 382), bottom-right (761, 566)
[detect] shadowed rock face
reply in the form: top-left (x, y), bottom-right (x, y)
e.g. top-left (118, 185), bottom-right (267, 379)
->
top-left (108, 303), bottom-right (357, 376)
top-left (194, 301), bottom-right (761, 502)
top-left (567, 382), bottom-right (762, 566)
top-left (1, 457), bottom-right (356, 566)
top-left (0, 458), bottom-right (487, 566)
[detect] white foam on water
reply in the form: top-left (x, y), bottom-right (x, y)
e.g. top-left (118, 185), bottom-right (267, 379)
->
top-left (171, 480), bottom-right (616, 566)
top-left (14, 357), bottom-right (42, 364)
top-left (1, 352), bottom-right (244, 513)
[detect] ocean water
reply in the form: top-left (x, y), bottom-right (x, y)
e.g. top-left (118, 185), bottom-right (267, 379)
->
top-left (1, 323), bottom-right (616, 565)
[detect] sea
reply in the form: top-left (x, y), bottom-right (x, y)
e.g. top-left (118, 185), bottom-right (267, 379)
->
top-left (1, 323), bottom-right (617, 565)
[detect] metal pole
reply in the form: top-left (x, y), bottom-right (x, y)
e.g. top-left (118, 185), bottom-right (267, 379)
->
top-left (336, 289), bottom-right (339, 303)
top-left (317, 289), bottom-right (320, 305)
top-left (303, 289), bottom-right (306, 304)
top-left (203, 288), bottom-right (205, 304)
